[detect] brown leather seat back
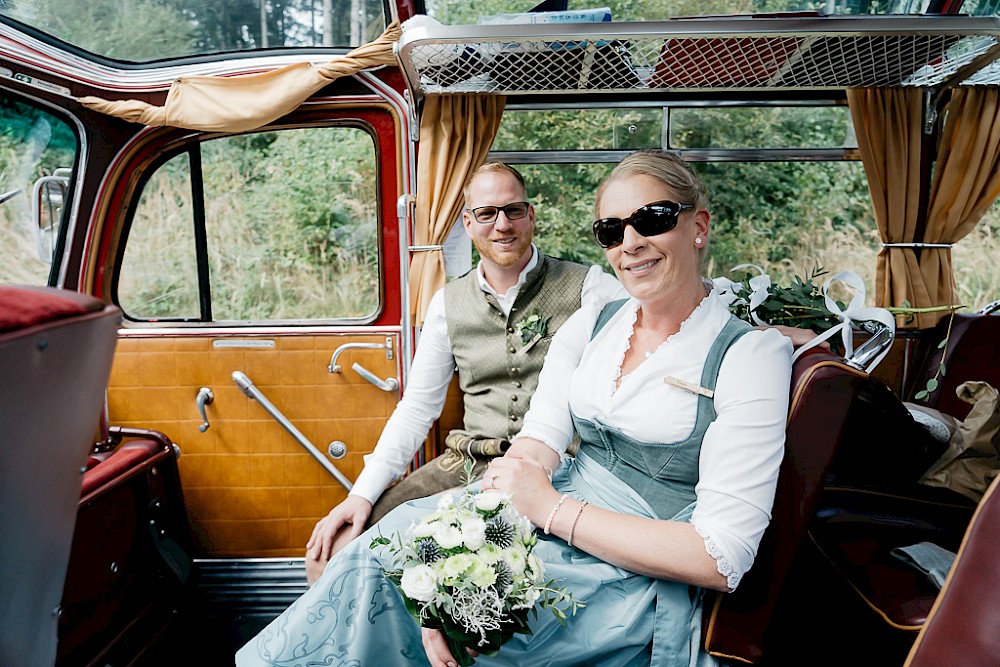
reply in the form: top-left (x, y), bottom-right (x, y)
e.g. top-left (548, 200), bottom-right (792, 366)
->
top-left (703, 349), bottom-right (867, 664)
top-left (903, 474), bottom-right (1000, 667)
top-left (0, 286), bottom-right (121, 667)
top-left (905, 313), bottom-right (1000, 420)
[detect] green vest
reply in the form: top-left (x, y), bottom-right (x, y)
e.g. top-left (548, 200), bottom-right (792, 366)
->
top-left (444, 254), bottom-right (589, 440)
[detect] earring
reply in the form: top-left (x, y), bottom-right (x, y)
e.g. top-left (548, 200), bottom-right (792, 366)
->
top-left (695, 237), bottom-right (702, 245)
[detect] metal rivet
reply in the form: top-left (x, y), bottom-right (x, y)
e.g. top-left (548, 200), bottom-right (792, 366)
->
top-left (36, 338), bottom-right (49, 350)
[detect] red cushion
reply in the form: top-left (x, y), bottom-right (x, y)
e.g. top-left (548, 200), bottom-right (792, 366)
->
top-left (0, 286), bottom-right (105, 333)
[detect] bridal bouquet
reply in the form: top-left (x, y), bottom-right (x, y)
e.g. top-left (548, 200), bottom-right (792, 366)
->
top-left (371, 477), bottom-right (582, 666)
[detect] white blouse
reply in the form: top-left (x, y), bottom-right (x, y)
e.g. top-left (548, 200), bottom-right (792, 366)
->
top-left (515, 289), bottom-right (793, 590)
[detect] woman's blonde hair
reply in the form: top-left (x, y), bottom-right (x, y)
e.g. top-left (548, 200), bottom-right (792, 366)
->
top-left (594, 149), bottom-right (709, 217)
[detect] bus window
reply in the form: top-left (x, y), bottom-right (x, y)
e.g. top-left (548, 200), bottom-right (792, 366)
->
top-left (669, 105), bottom-right (857, 150)
top-left (118, 125), bottom-right (380, 323)
top-left (0, 98), bottom-right (77, 286)
top-left (493, 108), bottom-right (662, 152)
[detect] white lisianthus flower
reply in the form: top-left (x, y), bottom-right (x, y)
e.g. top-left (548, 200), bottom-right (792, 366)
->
top-left (411, 519), bottom-right (436, 539)
top-left (434, 523), bottom-right (464, 549)
top-left (400, 564), bottom-right (437, 602)
top-left (506, 545), bottom-right (527, 575)
top-left (468, 554), bottom-right (497, 588)
top-left (475, 489), bottom-right (504, 512)
top-left (437, 493), bottom-right (457, 510)
top-left (462, 517), bottom-right (487, 550)
top-left (528, 554), bottom-right (545, 583)
top-left (441, 553), bottom-right (475, 583)
top-left (478, 543), bottom-right (502, 564)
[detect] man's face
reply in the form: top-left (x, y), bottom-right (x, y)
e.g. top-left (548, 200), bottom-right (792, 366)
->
top-left (462, 170), bottom-right (535, 270)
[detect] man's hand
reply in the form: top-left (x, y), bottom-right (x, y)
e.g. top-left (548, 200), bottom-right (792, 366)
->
top-left (305, 495), bottom-right (373, 585)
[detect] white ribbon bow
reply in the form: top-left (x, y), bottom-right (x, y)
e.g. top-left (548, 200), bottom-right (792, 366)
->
top-left (713, 264), bottom-right (772, 326)
top-left (790, 270), bottom-right (896, 373)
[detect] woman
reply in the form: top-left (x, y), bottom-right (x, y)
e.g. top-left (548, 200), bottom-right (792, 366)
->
top-left (236, 150), bottom-right (792, 667)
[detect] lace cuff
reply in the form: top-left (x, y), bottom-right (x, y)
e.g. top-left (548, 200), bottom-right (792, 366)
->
top-left (694, 521), bottom-right (741, 592)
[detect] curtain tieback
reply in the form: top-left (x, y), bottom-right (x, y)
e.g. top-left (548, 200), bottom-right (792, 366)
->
top-left (409, 245), bottom-right (445, 252)
top-left (881, 242), bottom-right (953, 248)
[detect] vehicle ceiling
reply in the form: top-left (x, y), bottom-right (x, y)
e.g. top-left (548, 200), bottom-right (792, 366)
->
top-left (1, 0), bottom-right (999, 64)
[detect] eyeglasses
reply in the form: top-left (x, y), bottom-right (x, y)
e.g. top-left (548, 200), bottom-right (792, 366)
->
top-left (467, 201), bottom-right (530, 224)
top-left (592, 200), bottom-right (694, 249)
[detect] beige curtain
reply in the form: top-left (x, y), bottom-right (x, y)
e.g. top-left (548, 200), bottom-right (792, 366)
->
top-left (922, 87), bottom-right (1000, 321)
top-left (847, 87), bottom-right (930, 326)
top-left (78, 22), bottom-right (401, 132)
top-left (408, 94), bottom-right (506, 327)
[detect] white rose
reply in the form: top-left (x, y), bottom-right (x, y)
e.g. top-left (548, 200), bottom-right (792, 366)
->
top-left (462, 517), bottom-right (487, 551)
top-left (434, 523), bottom-right (464, 550)
top-left (400, 564), bottom-right (437, 602)
top-left (475, 490), bottom-right (504, 512)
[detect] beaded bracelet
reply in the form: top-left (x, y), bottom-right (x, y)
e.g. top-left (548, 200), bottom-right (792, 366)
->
top-left (567, 501), bottom-right (589, 547)
top-left (543, 494), bottom-right (569, 535)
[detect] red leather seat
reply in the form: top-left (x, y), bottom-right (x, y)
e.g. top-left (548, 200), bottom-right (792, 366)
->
top-left (702, 349), bottom-right (868, 664)
top-left (0, 286), bottom-right (121, 667)
top-left (903, 474), bottom-right (1000, 667)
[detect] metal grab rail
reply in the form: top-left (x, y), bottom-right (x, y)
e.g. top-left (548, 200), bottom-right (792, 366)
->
top-left (231, 371), bottom-right (353, 492)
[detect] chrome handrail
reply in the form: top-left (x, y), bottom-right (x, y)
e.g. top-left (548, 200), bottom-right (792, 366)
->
top-left (231, 370), bottom-right (353, 492)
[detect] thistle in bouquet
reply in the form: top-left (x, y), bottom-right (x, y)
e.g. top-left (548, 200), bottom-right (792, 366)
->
top-left (370, 463), bottom-right (584, 666)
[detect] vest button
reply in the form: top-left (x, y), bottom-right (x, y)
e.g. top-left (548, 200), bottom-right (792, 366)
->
top-left (509, 415), bottom-right (518, 421)
top-left (508, 346), bottom-right (516, 353)
top-left (511, 395), bottom-right (518, 402)
top-left (513, 381), bottom-right (522, 388)
top-left (507, 327), bottom-right (514, 334)
top-left (510, 367), bottom-right (519, 373)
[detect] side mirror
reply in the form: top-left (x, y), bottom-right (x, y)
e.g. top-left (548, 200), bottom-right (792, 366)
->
top-left (31, 168), bottom-right (71, 264)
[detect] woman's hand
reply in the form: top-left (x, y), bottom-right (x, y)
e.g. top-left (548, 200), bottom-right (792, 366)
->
top-left (421, 628), bottom-right (478, 667)
top-left (485, 451), bottom-right (560, 527)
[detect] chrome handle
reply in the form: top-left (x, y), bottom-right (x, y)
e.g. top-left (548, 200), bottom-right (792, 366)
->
top-left (328, 339), bottom-right (394, 373)
top-left (352, 362), bottom-right (399, 392)
top-left (232, 371), bottom-right (353, 491)
top-left (196, 387), bottom-right (214, 432)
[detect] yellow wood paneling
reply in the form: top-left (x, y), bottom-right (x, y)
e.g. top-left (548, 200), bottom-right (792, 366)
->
top-left (107, 332), bottom-right (399, 557)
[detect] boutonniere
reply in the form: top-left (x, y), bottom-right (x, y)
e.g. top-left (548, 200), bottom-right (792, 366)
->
top-left (515, 310), bottom-right (550, 345)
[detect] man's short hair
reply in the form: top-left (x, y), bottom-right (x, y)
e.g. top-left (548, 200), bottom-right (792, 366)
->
top-left (463, 162), bottom-right (527, 202)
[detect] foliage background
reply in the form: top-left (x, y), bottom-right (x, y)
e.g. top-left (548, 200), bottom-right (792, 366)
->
top-left (2, 0), bottom-right (1000, 313)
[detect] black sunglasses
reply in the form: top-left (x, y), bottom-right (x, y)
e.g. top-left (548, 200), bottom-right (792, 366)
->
top-left (592, 200), bottom-right (694, 249)
top-left (467, 201), bottom-right (530, 224)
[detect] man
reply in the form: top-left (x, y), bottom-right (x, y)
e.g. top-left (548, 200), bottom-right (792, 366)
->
top-left (305, 162), bottom-right (625, 583)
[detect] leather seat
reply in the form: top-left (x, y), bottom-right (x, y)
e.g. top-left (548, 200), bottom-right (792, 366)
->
top-left (702, 349), bottom-right (868, 664)
top-left (0, 286), bottom-right (121, 667)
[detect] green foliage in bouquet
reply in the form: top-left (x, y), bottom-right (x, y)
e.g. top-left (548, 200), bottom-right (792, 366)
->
top-left (371, 462), bottom-right (583, 666)
top-left (726, 266), bottom-right (846, 341)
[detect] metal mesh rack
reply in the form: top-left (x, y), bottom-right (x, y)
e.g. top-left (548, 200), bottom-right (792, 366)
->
top-left (396, 15), bottom-right (1000, 96)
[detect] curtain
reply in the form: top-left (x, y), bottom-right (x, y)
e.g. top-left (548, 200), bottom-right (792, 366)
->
top-left (847, 87), bottom-right (929, 326)
top-left (407, 94), bottom-right (506, 327)
top-left (922, 87), bottom-right (1000, 323)
top-left (78, 22), bottom-right (401, 132)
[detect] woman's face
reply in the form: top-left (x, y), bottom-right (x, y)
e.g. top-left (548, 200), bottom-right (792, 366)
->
top-left (597, 174), bottom-right (709, 307)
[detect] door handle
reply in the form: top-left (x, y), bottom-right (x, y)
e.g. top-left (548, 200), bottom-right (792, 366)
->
top-left (196, 387), bottom-right (214, 432)
top-left (352, 362), bottom-right (399, 392)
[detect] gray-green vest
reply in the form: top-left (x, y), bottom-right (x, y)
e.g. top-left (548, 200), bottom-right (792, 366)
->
top-left (444, 254), bottom-right (589, 441)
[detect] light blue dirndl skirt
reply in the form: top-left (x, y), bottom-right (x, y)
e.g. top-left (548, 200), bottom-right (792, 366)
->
top-left (235, 451), bottom-right (719, 667)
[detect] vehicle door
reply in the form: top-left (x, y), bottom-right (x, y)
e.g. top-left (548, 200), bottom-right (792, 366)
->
top-left (0, 16), bottom-right (414, 561)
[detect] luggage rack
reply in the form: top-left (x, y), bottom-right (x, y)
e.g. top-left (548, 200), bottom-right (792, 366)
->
top-left (395, 15), bottom-right (1000, 100)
